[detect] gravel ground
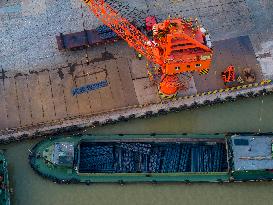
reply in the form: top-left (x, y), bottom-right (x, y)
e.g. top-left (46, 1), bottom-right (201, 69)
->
top-left (0, 0), bottom-right (272, 77)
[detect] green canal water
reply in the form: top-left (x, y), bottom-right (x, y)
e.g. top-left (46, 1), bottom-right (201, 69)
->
top-left (1, 96), bottom-right (273, 205)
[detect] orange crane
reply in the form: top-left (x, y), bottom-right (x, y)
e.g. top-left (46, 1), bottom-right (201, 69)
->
top-left (83, 0), bottom-right (213, 98)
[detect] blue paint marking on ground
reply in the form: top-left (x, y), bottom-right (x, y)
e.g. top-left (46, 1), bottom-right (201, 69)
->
top-left (0, 4), bottom-right (21, 14)
top-left (72, 80), bottom-right (108, 96)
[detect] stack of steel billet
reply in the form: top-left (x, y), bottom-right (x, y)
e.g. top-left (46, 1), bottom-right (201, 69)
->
top-left (78, 142), bottom-right (226, 173)
top-left (148, 147), bottom-right (161, 172)
top-left (96, 24), bottom-right (118, 40)
top-left (96, 25), bottom-right (113, 34)
top-left (99, 31), bottom-right (118, 40)
top-left (191, 146), bottom-right (198, 172)
top-left (140, 153), bottom-right (149, 172)
top-left (121, 149), bottom-right (135, 172)
top-left (189, 144), bottom-right (226, 172)
top-left (178, 144), bottom-right (191, 172)
top-left (119, 143), bottom-right (151, 154)
top-left (212, 146), bottom-right (217, 172)
top-left (79, 145), bottom-right (115, 172)
top-left (114, 147), bottom-right (121, 172)
top-left (202, 146), bottom-right (210, 172)
top-left (161, 145), bottom-right (181, 173)
top-left (214, 144), bottom-right (224, 172)
top-left (72, 80), bottom-right (108, 96)
top-left (115, 147), bottom-right (134, 172)
top-left (117, 143), bottom-right (152, 172)
top-left (221, 145), bottom-right (228, 170)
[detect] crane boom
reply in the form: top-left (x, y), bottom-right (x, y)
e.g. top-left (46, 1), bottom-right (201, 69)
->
top-left (83, 0), bottom-right (163, 66)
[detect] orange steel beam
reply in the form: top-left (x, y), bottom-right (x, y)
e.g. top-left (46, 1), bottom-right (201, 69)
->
top-left (165, 33), bottom-right (212, 57)
top-left (83, 0), bottom-right (163, 66)
top-left (170, 45), bottom-right (199, 51)
top-left (177, 33), bottom-right (212, 52)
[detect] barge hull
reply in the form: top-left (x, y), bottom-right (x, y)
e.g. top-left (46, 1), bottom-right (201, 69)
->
top-left (77, 172), bottom-right (229, 183)
top-left (29, 134), bottom-right (229, 184)
top-left (0, 151), bottom-right (11, 205)
top-left (29, 133), bottom-right (273, 184)
top-left (232, 170), bottom-right (273, 181)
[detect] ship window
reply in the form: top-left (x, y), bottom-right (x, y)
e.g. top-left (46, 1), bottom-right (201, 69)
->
top-left (196, 64), bottom-right (201, 67)
top-left (175, 66), bottom-right (180, 70)
top-left (234, 139), bottom-right (249, 146)
top-left (187, 65), bottom-right (190, 68)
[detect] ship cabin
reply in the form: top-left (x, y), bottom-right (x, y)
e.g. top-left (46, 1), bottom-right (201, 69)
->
top-left (50, 142), bottom-right (74, 168)
top-left (230, 135), bottom-right (273, 181)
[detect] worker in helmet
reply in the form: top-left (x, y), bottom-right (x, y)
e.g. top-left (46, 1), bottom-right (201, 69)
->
top-left (137, 53), bottom-right (142, 60)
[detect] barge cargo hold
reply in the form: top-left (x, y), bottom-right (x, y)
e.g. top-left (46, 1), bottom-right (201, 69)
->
top-left (0, 151), bottom-right (11, 205)
top-left (29, 134), bottom-right (273, 184)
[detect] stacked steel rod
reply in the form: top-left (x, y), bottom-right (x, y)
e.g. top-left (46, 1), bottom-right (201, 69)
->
top-left (78, 142), bottom-right (227, 173)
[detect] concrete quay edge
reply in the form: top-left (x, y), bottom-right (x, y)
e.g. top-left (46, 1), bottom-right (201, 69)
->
top-left (0, 83), bottom-right (272, 142)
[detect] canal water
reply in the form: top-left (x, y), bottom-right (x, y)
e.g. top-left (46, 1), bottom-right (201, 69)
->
top-left (1, 95), bottom-right (273, 205)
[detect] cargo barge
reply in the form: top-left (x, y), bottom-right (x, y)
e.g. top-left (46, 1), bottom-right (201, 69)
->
top-left (29, 133), bottom-right (273, 184)
top-left (0, 151), bottom-right (11, 205)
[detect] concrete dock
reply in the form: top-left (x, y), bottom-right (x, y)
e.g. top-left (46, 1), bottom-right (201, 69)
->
top-left (0, 35), bottom-right (263, 131)
top-left (0, 0), bottom-right (273, 136)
